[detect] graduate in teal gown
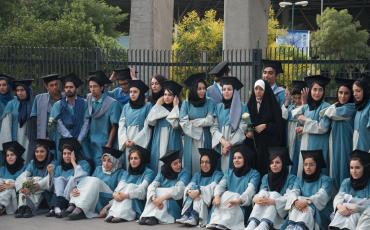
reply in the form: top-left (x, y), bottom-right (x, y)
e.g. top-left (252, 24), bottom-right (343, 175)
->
top-left (146, 74), bottom-right (166, 105)
top-left (106, 145), bottom-right (155, 223)
top-left (49, 74), bottom-right (88, 162)
top-left (139, 150), bottom-right (191, 225)
top-left (0, 79), bottom-right (34, 163)
top-left (117, 79), bottom-right (152, 169)
top-left (46, 138), bottom-right (90, 218)
top-left (85, 71), bottom-right (121, 167)
top-left (211, 77), bottom-right (249, 173)
top-left (281, 80), bottom-right (305, 175)
top-left (352, 76), bottom-right (370, 152)
top-left (0, 141), bottom-right (26, 215)
top-left (293, 75), bottom-right (331, 176)
top-left (286, 150), bottom-right (334, 230)
top-left (207, 61), bottom-right (229, 104)
top-left (108, 68), bottom-right (132, 106)
top-left (66, 147), bottom-right (123, 220)
top-left (144, 80), bottom-right (183, 172)
top-left (180, 73), bottom-right (215, 174)
top-left (246, 147), bottom-right (296, 230)
top-left (177, 148), bottom-right (223, 227)
top-left (207, 144), bottom-right (260, 230)
top-left (14, 139), bottom-right (56, 218)
top-left (329, 150), bottom-right (370, 230)
top-left (323, 78), bottom-right (356, 189)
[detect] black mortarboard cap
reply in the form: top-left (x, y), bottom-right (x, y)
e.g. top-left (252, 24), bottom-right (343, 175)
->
top-left (60, 73), bottom-right (83, 88)
top-left (161, 80), bottom-right (183, 96)
top-left (198, 148), bottom-right (221, 163)
top-left (2, 141), bottom-right (25, 157)
top-left (304, 75), bottom-right (331, 88)
top-left (129, 80), bottom-right (149, 94)
top-left (184, 73), bottom-right (207, 88)
top-left (0, 74), bottom-right (14, 81)
top-left (130, 145), bottom-right (150, 163)
top-left (263, 60), bottom-right (284, 75)
top-left (209, 61), bottom-right (229, 78)
top-left (36, 139), bottom-right (56, 150)
top-left (40, 74), bottom-right (59, 84)
top-left (59, 137), bottom-right (82, 152)
top-left (12, 79), bottom-right (33, 90)
top-left (160, 150), bottom-right (180, 165)
top-left (88, 70), bottom-right (111, 86)
top-left (102, 146), bottom-right (124, 159)
top-left (291, 80), bottom-right (306, 95)
top-left (220, 76), bottom-right (244, 90)
top-left (114, 68), bottom-right (132, 81)
top-left (351, 149), bottom-right (370, 166)
top-left (301, 150), bottom-right (327, 168)
top-left (335, 78), bottom-right (355, 89)
top-left (268, 146), bottom-right (292, 165)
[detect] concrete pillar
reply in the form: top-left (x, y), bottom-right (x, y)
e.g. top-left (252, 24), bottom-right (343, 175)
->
top-left (128, 0), bottom-right (174, 82)
top-left (223, 0), bottom-right (270, 101)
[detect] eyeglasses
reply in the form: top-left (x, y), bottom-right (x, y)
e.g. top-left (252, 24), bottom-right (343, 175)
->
top-left (200, 161), bottom-right (211, 164)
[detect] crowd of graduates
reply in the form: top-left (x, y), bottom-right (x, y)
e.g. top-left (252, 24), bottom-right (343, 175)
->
top-left (0, 60), bottom-right (369, 230)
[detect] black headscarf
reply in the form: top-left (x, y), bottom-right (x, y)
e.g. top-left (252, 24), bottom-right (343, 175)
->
top-left (307, 84), bottom-right (325, 111)
top-left (4, 148), bottom-right (24, 175)
top-left (188, 79), bottom-right (207, 107)
top-left (232, 144), bottom-right (253, 177)
top-left (199, 151), bottom-right (219, 177)
top-left (149, 75), bottom-right (166, 104)
top-left (161, 157), bottom-right (180, 180)
top-left (60, 144), bottom-right (82, 171)
top-left (17, 84), bottom-right (32, 128)
top-left (128, 150), bottom-right (146, 175)
top-left (354, 77), bottom-right (370, 111)
top-left (335, 85), bottom-right (354, 107)
top-left (129, 89), bottom-right (146, 109)
top-left (350, 151), bottom-right (370, 191)
top-left (302, 156), bottom-right (322, 183)
top-left (268, 153), bottom-right (289, 193)
top-left (33, 145), bottom-right (53, 170)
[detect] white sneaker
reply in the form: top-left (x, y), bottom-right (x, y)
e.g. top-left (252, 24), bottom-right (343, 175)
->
top-left (206, 223), bottom-right (218, 229)
top-left (184, 216), bottom-right (198, 226)
top-left (176, 215), bottom-right (189, 224)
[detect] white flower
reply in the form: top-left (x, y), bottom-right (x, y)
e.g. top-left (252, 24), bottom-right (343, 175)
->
top-left (242, 112), bottom-right (250, 121)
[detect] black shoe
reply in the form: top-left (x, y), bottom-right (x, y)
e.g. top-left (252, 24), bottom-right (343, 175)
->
top-left (0, 205), bottom-right (6, 216)
top-left (22, 206), bottom-right (33, 218)
top-left (62, 204), bottom-right (76, 217)
top-left (111, 217), bottom-right (126, 223)
top-left (14, 206), bottom-right (25, 218)
top-left (68, 207), bottom-right (86, 220)
top-left (45, 209), bottom-right (55, 217)
top-left (55, 212), bottom-right (63, 218)
top-left (138, 217), bottom-right (148, 225)
top-left (145, 217), bottom-right (159, 226)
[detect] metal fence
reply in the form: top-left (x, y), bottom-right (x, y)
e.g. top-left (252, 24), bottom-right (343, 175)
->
top-left (0, 46), bottom-right (368, 101)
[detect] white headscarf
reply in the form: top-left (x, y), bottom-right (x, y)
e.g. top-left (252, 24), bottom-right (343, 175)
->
top-left (101, 153), bottom-right (120, 175)
top-left (254, 79), bottom-right (265, 91)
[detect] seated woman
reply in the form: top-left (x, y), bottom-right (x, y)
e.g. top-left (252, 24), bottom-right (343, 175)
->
top-left (106, 145), bottom-right (155, 223)
top-left (286, 150), bottom-right (334, 230)
top-left (14, 139), bottom-right (56, 218)
top-left (46, 138), bottom-right (91, 218)
top-left (246, 147), bottom-right (296, 230)
top-left (64, 147), bottom-right (123, 220)
top-left (329, 150), bottom-right (370, 230)
top-left (139, 150), bottom-right (191, 225)
top-left (0, 141), bottom-right (26, 216)
top-left (177, 148), bottom-right (223, 227)
top-left (207, 144), bottom-right (260, 230)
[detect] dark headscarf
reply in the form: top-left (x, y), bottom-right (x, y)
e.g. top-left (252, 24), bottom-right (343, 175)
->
top-left (302, 151), bottom-right (325, 183)
top-left (198, 148), bottom-right (220, 177)
top-left (354, 77), bottom-right (370, 111)
top-left (17, 84), bottom-right (32, 128)
top-left (129, 89), bottom-right (146, 109)
top-left (189, 79), bottom-right (207, 107)
top-left (232, 144), bottom-right (253, 177)
top-left (335, 82), bottom-right (354, 107)
top-left (4, 147), bottom-right (24, 175)
top-left (33, 145), bottom-right (53, 170)
top-left (160, 151), bottom-right (181, 180)
top-left (0, 77), bottom-right (13, 106)
top-left (267, 148), bottom-right (290, 193)
top-left (60, 144), bottom-right (83, 171)
top-left (149, 75), bottom-right (166, 104)
top-left (350, 150), bottom-right (370, 191)
top-left (128, 149), bottom-right (146, 175)
top-left (307, 83), bottom-right (326, 111)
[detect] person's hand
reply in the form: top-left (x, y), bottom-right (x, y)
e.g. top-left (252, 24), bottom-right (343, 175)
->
top-left (254, 196), bottom-right (267, 205)
top-left (0, 183), bottom-right (7, 192)
top-left (105, 143), bottom-right (112, 148)
top-left (227, 198), bottom-right (241, 208)
top-left (295, 127), bottom-right (303, 135)
top-left (156, 96), bottom-right (164, 106)
top-left (126, 140), bottom-right (135, 147)
top-left (301, 87), bottom-right (309, 104)
top-left (98, 207), bottom-right (108, 218)
top-left (220, 139), bottom-right (231, 155)
top-left (109, 71), bottom-right (118, 81)
top-left (213, 195), bottom-right (221, 207)
top-left (188, 190), bottom-right (200, 200)
top-left (113, 192), bottom-right (127, 202)
top-left (152, 197), bottom-right (164, 209)
top-left (173, 96), bottom-right (179, 106)
top-left (285, 88), bottom-right (291, 106)
top-left (47, 164), bottom-right (54, 174)
top-left (70, 151), bottom-right (76, 164)
top-left (71, 188), bottom-right (80, 197)
top-left (255, 124), bottom-right (267, 133)
top-left (294, 199), bottom-right (308, 212)
top-left (130, 67), bottom-right (137, 80)
top-left (337, 204), bottom-right (352, 217)
top-left (20, 187), bottom-right (30, 196)
top-left (297, 115), bottom-right (306, 123)
top-left (245, 131), bottom-right (254, 139)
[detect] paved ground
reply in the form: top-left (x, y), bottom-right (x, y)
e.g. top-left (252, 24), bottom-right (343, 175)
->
top-left (1, 214), bottom-right (193, 230)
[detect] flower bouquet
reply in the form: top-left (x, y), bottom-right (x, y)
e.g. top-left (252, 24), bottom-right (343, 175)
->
top-left (21, 178), bottom-right (38, 194)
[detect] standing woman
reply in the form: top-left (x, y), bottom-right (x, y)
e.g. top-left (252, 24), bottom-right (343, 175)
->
top-left (106, 145), bottom-right (155, 223)
top-left (14, 139), bottom-right (56, 218)
top-left (352, 76), bottom-right (370, 152)
top-left (246, 79), bottom-right (283, 175)
top-left (323, 78), bottom-right (356, 189)
top-left (147, 74), bottom-right (166, 105)
top-left (65, 147), bottom-right (123, 220)
top-left (329, 150), bottom-right (370, 230)
top-left (285, 150), bottom-right (334, 230)
top-left (0, 79), bottom-right (34, 162)
top-left (0, 141), bottom-right (26, 216)
top-left (117, 79), bottom-right (152, 169)
top-left (293, 75), bottom-right (331, 176)
top-left (180, 73), bottom-right (215, 174)
top-left (207, 144), bottom-right (260, 230)
top-left (246, 147), bottom-right (296, 230)
top-left (145, 80), bottom-right (183, 172)
top-left (177, 148), bottom-right (223, 227)
top-left (210, 77), bottom-right (248, 173)
top-left (139, 150), bottom-right (191, 225)
top-left (0, 74), bottom-right (13, 128)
